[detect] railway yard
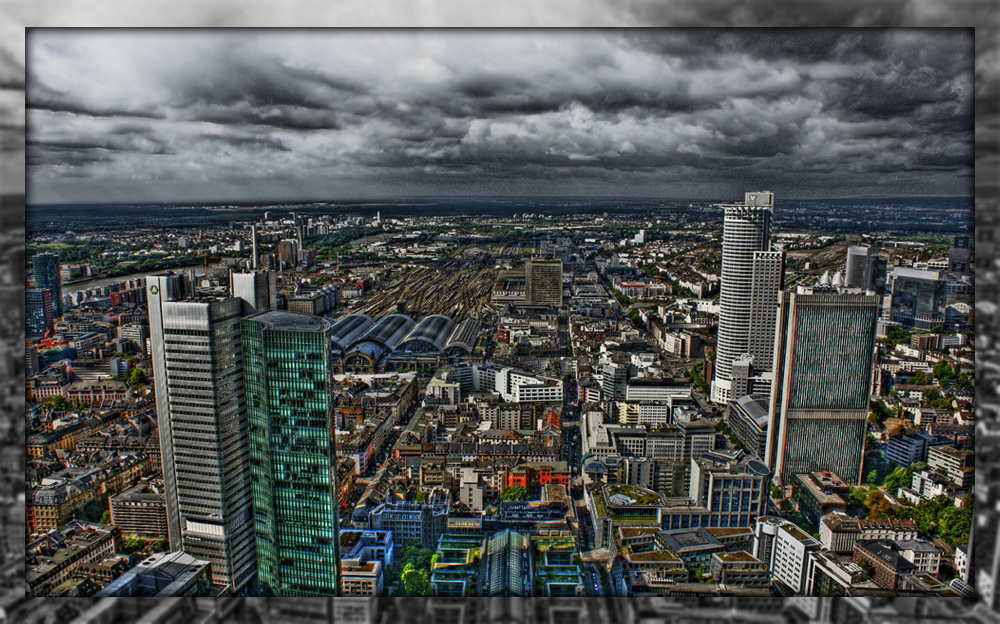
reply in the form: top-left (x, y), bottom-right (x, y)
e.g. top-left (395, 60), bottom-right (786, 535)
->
top-left (349, 262), bottom-right (500, 321)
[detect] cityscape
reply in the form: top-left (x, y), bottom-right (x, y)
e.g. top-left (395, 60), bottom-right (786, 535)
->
top-left (4, 26), bottom-right (996, 622)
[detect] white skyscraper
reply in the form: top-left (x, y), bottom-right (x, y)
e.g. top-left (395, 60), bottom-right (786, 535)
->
top-left (147, 273), bottom-right (258, 593)
top-left (711, 191), bottom-right (784, 405)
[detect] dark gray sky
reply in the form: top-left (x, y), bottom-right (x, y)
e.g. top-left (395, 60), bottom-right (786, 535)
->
top-left (26, 28), bottom-right (974, 203)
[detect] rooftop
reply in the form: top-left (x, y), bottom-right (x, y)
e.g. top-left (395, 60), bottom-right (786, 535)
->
top-left (246, 309), bottom-right (330, 332)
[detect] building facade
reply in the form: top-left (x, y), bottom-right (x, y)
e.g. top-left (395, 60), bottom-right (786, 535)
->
top-left (33, 251), bottom-right (63, 317)
top-left (712, 191), bottom-right (782, 404)
top-left (242, 310), bottom-right (341, 596)
top-left (767, 287), bottom-right (879, 485)
top-left (147, 273), bottom-right (257, 593)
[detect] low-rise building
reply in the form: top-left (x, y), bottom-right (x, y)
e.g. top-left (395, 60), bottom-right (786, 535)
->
top-left (109, 477), bottom-right (168, 541)
top-left (853, 540), bottom-right (917, 590)
top-left (708, 550), bottom-right (770, 588)
top-left (94, 551), bottom-right (216, 597)
top-left (340, 561), bottom-right (383, 597)
top-left (927, 445), bottom-right (974, 489)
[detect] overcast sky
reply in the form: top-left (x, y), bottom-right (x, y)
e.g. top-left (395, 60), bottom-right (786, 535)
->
top-left (25, 28), bottom-right (974, 204)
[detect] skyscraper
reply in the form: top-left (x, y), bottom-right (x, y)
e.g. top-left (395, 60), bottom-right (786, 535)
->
top-left (766, 286), bottom-right (880, 485)
top-left (231, 270), bottom-right (277, 315)
top-left (845, 245), bottom-right (887, 294)
top-left (146, 273), bottom-right (257, 594)
top-left (33, 252), bottom-right (62, 317)
top-left (889, 267), bottom-right (948, 329)
top-left (241, 310), bottom-right (341, 596)
top-left (25, 288), bottom-right (54, 339)
top-left (711, 191), bottom-right (784, 405)
top-left (524, 258), bottom-right (563, 306)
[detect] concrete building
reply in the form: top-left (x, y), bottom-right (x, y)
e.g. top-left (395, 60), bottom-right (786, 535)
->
top-left (109, 478), bottom-right (168, 541)
top-left (927, 445), bottom-right (974, 488)
top-left (753, 516), bottom-right (821, 595)
top-left (845, 245), bottom-right (883, 291)
top-left (231, 270), bottom-right (276, 315)
top-left (767, 286), bottom-right (880, 485)
top-left (369, 495), bottom-right (450, 549)
top-left (94, 551), bottom-right (214, 597)
top-left (727, 395), bottom-right (769, 460)
top-left (525, 258), bottom-right (563, 306)
top-left (712, 191), bottom-right (783, 404)
top-left (146, 273), bottom-right (257, 593)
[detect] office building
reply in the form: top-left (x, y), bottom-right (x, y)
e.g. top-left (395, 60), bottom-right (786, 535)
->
top-left (844, 245), bottom-right (884, 291)
top-left (479, 528), bottom-right (532, 596)
top-left (26, 288), bottom-right (54, 339)
top-left (110, 479), bottom-right (169, 541)
top-left (889, 267), bottom-right (948, 329)
top-left (727, 395), bottom-right (769, 460)
top-left (242, 310), bottom-right (341, 596)
top-left (767, 287), bottom-right (879, 485)
top-left (753, 516), bottom-right (821, 594)
top-left (33, 251), bottom-right (63, 317)
top-left (369, 494), bottom-right (450, 549)
top-left (712, 191), bottom-right (783, 404)
top-left (146, 273), bottom-right (257, 593)
top-left (525, 258), bottom-right (563, 306)
top-left (231, 270), bottom-right (276, 315)
top-left (949, 235), bottom-right (971, 275)
top-left (94, 551), bottom-right (215, 597)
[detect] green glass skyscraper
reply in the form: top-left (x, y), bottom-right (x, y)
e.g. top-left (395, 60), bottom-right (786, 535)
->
top-left (242, 310), bottom-right (341, 596)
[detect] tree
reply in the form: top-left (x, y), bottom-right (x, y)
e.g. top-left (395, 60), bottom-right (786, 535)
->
top-left (122, 537), bottom-right (148, 554)
top-left (45, 395), bottom-right (71, 412)
top-left (127, 367), bottom-right (147, 389)
top-left (866, 490), bottom-right (892, 519)
top-left (849, 487), bottom-right (869, 511)
top-left (883, 466), bottom-right (913, 494)
top-left (401, 565), bottom-right (432, 596)
top-left (500, 485), bottom-right (529, 501)
top-left (933, 360), bottom-right (955, 386)
top-left (155, 538), bottom-right (170, 552)
top-left (413, 491), bottom-right (429, 503)
top-left (99, 510), bottom-right (112, 525)
top-left (866, 470), bottom-right (880, 486)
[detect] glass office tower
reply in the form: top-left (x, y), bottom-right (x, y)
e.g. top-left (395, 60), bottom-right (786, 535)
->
top-left (32, 251), bottom-right (62, 317)
top-left (242, 310), bottom-right (340, 596)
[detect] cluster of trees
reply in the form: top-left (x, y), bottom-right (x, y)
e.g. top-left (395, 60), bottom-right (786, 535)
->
top-left (685, 362), bottom-right (710, 395)
top-left (43, 396), bottom-right (87, 412)
top-left (500, 485), bottom-right (529, 501)
top-left (387, 539), bottom-right (436, 597)
top-left (890, 495), bottom-right (973, 547)
top-left (308, 227), bottom-right (379, 261)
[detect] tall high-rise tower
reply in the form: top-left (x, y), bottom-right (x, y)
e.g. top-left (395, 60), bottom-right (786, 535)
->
top-left (231, 270), bottom-right (277, 315)
top-left (711, 191), bottom-right (783, 405)
top-left (32, 251), bottom-right (62, 317)
top-left (524, 258), bottom-right (563, 306)
top-left (845, 245), bottom-right (883, 291)
top-left (241, 310), bottom-right (340, 596)
top-left (147, 273), bottom-right (257, 593)
top-left (766, 286), bottom-right (880, 485)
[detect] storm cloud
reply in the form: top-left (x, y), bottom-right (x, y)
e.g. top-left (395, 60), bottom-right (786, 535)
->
top-left (26, 29), bottom-right (973, 203)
